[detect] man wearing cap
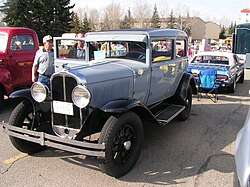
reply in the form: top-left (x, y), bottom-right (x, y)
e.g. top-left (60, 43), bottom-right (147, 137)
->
top-left (69, 33), bottom-right (85, 59)
top-left (32, 35), bottom-right (54, 86)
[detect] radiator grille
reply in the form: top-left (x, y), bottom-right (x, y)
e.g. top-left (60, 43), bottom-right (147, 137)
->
top-left (51, 74), bottom-right (82, 130)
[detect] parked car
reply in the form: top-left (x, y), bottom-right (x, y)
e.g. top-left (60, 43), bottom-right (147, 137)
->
top-left (187, 51), bottom-right (245, 93)
top-left (235, 109), bottom-right (250, 187)
top-left (0, 27), bottom-right (39, 110)
top-left (3, 29), bottom-right (197, 178)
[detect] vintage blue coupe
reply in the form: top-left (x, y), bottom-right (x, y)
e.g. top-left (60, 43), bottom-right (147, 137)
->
top-left (187, 51), bottom-right (244, 93)
top-left (3, 29), bottom-right (196, 178)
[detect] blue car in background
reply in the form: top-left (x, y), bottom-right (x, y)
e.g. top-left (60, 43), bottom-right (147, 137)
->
top-left (187, 51), bottom-right (245, 93)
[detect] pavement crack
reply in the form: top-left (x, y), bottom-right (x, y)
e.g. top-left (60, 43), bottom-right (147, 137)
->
top-left (196, 153), bottom-right (234, 174)
top-left (1, 162), bottom-right (14, 175)
top-left (194, 153), bottom-right (234, 187)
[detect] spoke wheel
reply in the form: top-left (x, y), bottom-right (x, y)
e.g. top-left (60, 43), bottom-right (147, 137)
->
top-left (9, 101), bottom-right (46, 154)
top-left (98, 112), bottom-right (143, 178)
top-left (178, 85), bottom-right (192, 121)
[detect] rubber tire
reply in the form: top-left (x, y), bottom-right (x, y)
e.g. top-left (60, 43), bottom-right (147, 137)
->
top-left (178, 85), bottom-right (192, 121)
top-left (0, 89), bottom-right (4, 112)
top-left (228, 79), bottom-right (236, 93)
top-left (237, 70), bottom-right (244, 83)
top-left (9, 101), bottom-right (46, 154)
top-left (98, 112), bottom-right (143, 178)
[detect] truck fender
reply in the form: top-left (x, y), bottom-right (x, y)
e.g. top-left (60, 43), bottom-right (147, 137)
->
top-left (0, 68), bottom-right (13, 96)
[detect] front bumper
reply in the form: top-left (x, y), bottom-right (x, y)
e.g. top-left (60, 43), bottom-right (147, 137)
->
top-left (3, 124), bottom-right (105, 157)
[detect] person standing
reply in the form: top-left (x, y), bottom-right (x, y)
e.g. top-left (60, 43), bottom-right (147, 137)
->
top-left (69, 33), bottom-right (85, 59)
top-left (32, 35), bottom-right (54, 86)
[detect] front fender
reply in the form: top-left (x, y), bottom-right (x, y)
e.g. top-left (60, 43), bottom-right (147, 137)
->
top-left (0, 68), bottom-right (13, 95)
top-left (10, 88), bottom-right (35, 103)
top-left (100, 98), bottom-right (143, 113)
top-left (10, 88), bottom-right (50, 113)
top-left (100, 98), bottom-right (157, 123)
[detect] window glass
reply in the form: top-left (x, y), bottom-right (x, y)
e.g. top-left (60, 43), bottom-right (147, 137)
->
top-left (94, 41), bottom-right (146, 62)
top-left (0, 33), bottom-right (7, 51)
top-left (176, 39), bottom-right (187, 58)
top-left (10, 34), bottom-right (34, 50)
top-left (151, 39), bottom-right (173, 62)
top-left (191, 55), bottom-right (229, 65)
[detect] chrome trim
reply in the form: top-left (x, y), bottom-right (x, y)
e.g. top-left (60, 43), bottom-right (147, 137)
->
top-left (3, 124), bottom-right (105, 157)
top-left (51, 71), bottom-right (85, 138)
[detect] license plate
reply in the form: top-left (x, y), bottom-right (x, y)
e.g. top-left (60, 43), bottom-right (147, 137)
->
top-left (53, 101), bottom-right (74, 116)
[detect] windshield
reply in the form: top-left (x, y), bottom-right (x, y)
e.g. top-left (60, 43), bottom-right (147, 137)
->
top-left (88, 41), bottom-right (146, 62)
top-left (0, 33), bottom-right (8, 51)
top-left (191, 55), bottom-right (229, 65)
top-left (235, 28), bottom-right (250, 54)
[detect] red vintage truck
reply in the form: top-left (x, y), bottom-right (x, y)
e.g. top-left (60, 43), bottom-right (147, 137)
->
top-left (0, 27), bottom-right (39, 110)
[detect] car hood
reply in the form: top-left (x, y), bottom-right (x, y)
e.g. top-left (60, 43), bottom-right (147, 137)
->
top-left (69, 58), bottom-right (135, 84)
top-left (187, 63), bottom-right (230, 75)
top-left (68, 59), bottom-right (136, 107)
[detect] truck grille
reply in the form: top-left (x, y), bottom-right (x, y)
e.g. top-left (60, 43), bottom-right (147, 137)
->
top-left (51, 74), bottom-right (82, 130)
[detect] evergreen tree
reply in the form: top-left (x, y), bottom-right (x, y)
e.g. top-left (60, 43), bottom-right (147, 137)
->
top-left (120, 8), bottom-right (134, 29)
top-left (70, 11), bottom-right (82, 33)
top-left (219, 25), bottom-right (226, 39)
top-left (228, 21), bottom-right (236, 34)
top-left (168, 9), bottom-right (175, 29)
top-left (81, 12), bottom-right (91, 34)
top-left (151, 4), bottom-right (160, 28)
top-left (0, 0), bottom-right (74, 43)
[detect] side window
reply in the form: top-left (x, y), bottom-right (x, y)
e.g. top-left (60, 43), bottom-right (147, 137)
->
top-left (151, 39), bottom-right (173, 62)
top-left (10, 34), bottom-right (35, 50)
top-left (176, 39), bottom-right (187, 58)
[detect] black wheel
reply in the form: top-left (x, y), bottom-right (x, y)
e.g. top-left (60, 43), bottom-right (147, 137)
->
top-left (228, 78), bottom-right (236, 93)
top-left (98, 112), bottom-right (143, 178)
top-left (9, 101), bottom-right (46, 154)
top-left (0, 89), bottom-right (4, 111)
top-left (178, 85), bottom-right (192, 121)
top-left (237, 70), bottom-right (244, 83)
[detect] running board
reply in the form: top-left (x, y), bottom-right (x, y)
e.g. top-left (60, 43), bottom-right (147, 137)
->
top-left (155, 105), bottom-right (185, 126)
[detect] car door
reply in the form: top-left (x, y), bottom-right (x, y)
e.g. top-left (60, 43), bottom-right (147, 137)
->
top-left (9, 33), bottom-right (37, 87)
top-left (147, 38), bottom-right (176, 105)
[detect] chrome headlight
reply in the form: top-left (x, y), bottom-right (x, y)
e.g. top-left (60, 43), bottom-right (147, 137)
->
top-left (31, 82), bottom-right (47, 102)
top-left (72, 85), bottom-right (91, 108)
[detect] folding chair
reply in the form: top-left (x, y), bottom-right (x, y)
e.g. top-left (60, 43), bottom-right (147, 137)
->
top-left (197, 69), bottom-right (219, 103)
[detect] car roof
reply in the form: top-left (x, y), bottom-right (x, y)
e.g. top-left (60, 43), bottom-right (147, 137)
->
top-left (193, 51), bottom-right (234, 58)
top-left (85, 28), bottom-right (187, 39)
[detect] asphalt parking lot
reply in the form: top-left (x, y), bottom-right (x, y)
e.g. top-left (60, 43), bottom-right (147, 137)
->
top-left (1, 70), bottom-right (250, 187)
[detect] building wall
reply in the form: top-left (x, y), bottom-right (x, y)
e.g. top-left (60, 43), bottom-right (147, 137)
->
top-left (190, 17), bottom-right (219, 41)
top-left (205, 21), bottom-right (220, 40)
top-left (190, 17), bottom-right (206, 40)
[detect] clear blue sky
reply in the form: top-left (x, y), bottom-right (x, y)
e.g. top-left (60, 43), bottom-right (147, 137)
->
top-left (71, 0), bottom-right (250, 25)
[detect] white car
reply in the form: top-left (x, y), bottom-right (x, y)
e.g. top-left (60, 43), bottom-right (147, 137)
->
top-left (235, 109), bottom-right (250, 187)
top-left (187, 51), bottom-right (245, 93)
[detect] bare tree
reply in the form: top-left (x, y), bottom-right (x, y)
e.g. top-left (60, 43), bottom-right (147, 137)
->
top-left (101, 2), bottom-right (123, 30)
top-left (132, 1), bottom-right (151, 28)
top-left (89, 8), bottom-right (100, 31)
top-left (157, 0), bottom-right (169, 28)
top-left (174, 4), bottom-right (194, 35)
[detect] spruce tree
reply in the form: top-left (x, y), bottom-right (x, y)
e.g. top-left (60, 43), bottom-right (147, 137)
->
top-left (0, 0), bottom-right (74, 43)
top-left (151, 4), bottom-right (160, 28)
top-left (168, 9), bottom-right (176, 29)
top-left (81, 13), bottom-right (91, 34)
top-left (70, 11), bottom-right (82, 33)
top-left (120, 8), bottom-right (134, 29)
